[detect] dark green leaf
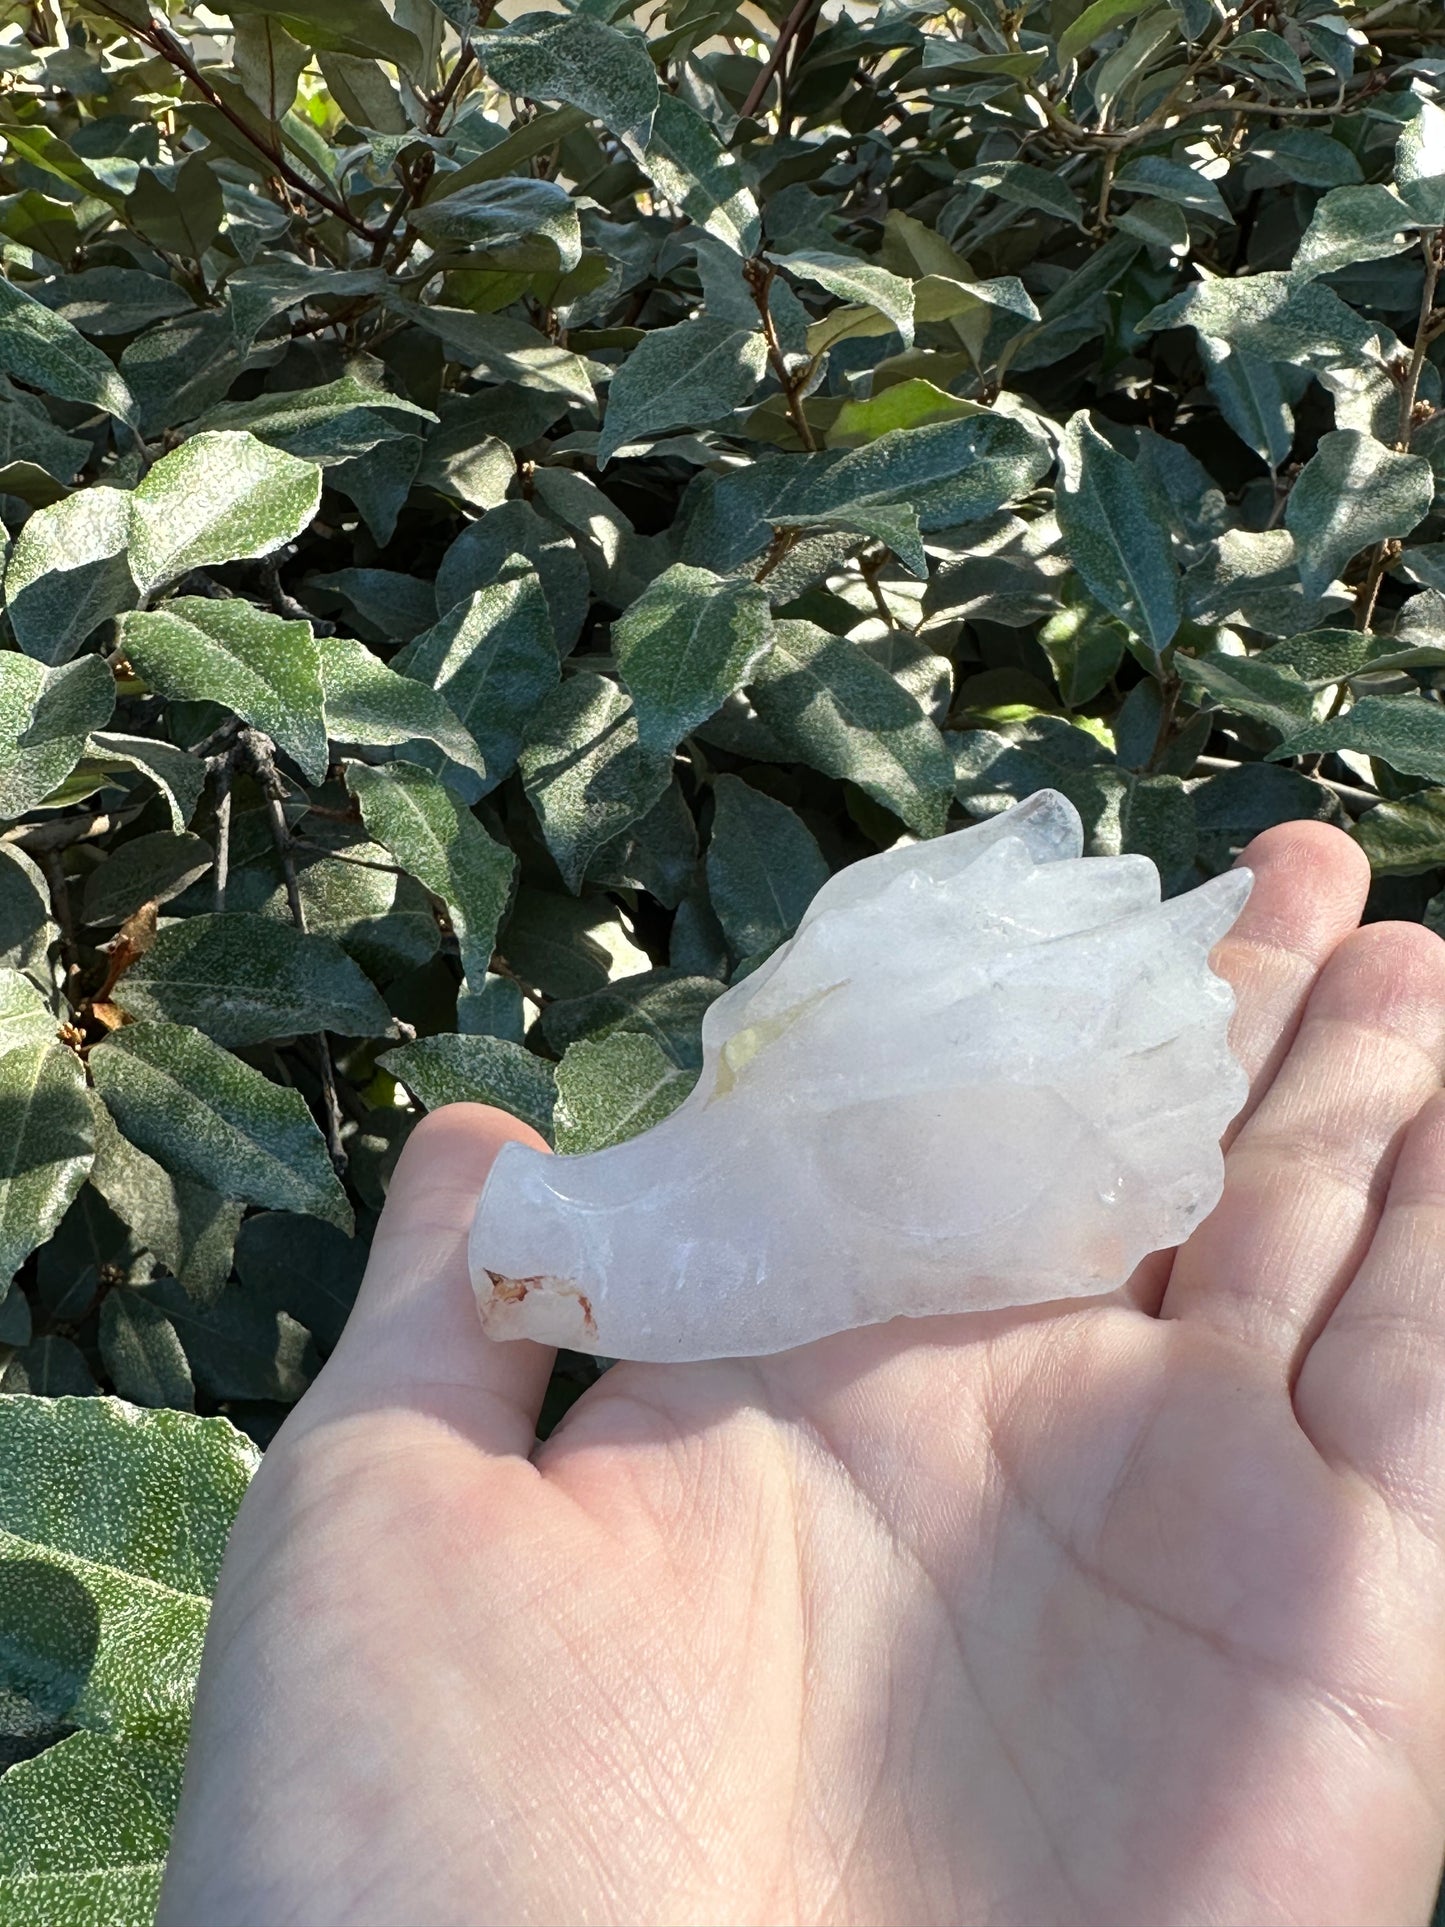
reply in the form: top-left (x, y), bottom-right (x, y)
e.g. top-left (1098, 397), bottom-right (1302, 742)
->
top-left (1057, 413), bottom-right (1181, 652)
top-left (614, 563), bottom-right (773, 756)
top-left (118, 599), bottom-right (328, 784)
top-left (749, 618), bottom-right (954, 837)
top-left (553, 1031), bottom-right (693, 1154)
top-left (91, 1022), bottom-right (352, 1230)
top-left (519, 672), bottom-right (671, 892)
top-left (1271, 695), bottom-right (1445, 785)
top-left (118, 912), bottom-right (394, 1045)
top-left (706, 773), bottom-right (828, 959)
top-left (1285, 430), bottom-right (1433, 600)
top-left (347, 759), bottom-right (515, 1000)
top-left (0, 653), bottom-right (114, 817)
top-left (381, 1033), bottom-right (556, 1138)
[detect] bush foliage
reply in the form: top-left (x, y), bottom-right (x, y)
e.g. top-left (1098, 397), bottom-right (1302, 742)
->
top-left (2, 0), bottom-right (1445, 1916)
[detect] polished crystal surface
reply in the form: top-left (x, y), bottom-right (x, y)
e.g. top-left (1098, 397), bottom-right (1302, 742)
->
top-left (470, 790), bottom-right (1252, 1362)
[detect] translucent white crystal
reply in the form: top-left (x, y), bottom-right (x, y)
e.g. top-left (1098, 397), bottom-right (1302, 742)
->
top-left (470, 790), bottom-right (1252, 1362)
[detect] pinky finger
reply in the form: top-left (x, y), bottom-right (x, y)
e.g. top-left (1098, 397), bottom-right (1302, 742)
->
top-left (1295, 1089), bottom-right (1445, 1541)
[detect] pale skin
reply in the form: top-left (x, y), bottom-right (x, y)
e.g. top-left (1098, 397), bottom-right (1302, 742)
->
top-left (160, 821), bottom-right (1445, 1927)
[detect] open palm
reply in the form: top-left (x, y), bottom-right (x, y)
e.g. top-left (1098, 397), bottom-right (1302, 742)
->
top-left (161, 822), bottom-right (1445, 1927)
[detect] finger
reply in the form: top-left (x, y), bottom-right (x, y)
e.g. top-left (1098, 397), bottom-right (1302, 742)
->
top-left (1128, 821), bottom-right (1370, 1314)
top-left (1159, 922), bottom-right (1445, 1371)
top-left (1207, 820), bottom-right (1372, 1147)
top-left (1295, 1089), bottom-right (1445, 1541)
top-left (316, 1103), bottom-right (555, 1456)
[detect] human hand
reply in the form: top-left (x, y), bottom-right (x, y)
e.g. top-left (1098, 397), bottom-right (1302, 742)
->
top-left (159, 822), bottom-right (1445, 1927)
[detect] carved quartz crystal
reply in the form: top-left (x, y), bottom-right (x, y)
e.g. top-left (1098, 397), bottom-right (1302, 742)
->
top-left (470, 789), bottom-right (1252, 1362)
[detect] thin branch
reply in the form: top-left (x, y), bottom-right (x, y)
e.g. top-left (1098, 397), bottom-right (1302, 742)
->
top-left (1, 807), bottom-right (142, 852)
top-left (212, 753), bottom-right (233, 914)
top-left (38, 849), bottom-right (81, 1007)
top-left (745, 258), bottom-right (816, 450)
top-left (1193, 754), bottom-right (1380, 813)
top-left (1358, 227), bottom-right (1444, 630)
top-left (740, 0), bottom-right (820, 122)
top-left (241, 729), bottom-right (349, 1177)
top-left (111, 10), bottom-right (379, 242)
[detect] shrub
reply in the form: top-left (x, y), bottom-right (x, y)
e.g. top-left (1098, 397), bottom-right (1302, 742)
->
top-left (0, 0), bottom-right (1442, 1915)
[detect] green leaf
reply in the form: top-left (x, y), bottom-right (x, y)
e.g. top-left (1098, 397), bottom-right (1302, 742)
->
top-left (1271, 694), bottom-right (1445, 785)
top-left (1199, 337), bottom-right (1297, 470)
top-left (500, 888), bottom-right (649, 999)
top-left (958, 161), bottom-right (1086, 229)
top-left (614, 563), bottom-right (773, 757)
top-left (827, 381), bottom-right (983, 447)
top-left (0, 845), bottom-right (56, 985)
top-left (381, 1033), bottom-right (556, 1138)
top-left (0, 279), bottom-right (136, 426)
top-left (519, 672), bottom-right (671, 892)
top-left (539, 968), bottom-right (720, 1071)
top-left (88, 1098), bottom-right (242, 1304)
top-left (390, 560), bottom-right (560, 798)
top-left (346, 759), bottom-right (515, 1000)
top-left (749, 618), bottom-right (954, 837)
top-left (0, 1041), bottom-right (90, 1278)
top-left (706, 773), bottom-right (828, 959)
top-left (138, 1274), bottom-right (318, 1404)
top-left (1291, 185), bottom-right (1419, 282)
top-left (117, 599), bottom-right (328, 784)
top-left (1352, 788), bottom-right (1445, 875)
top-left (118, 912), bottom-right (394, 1046)
top-left (1246, 129), bottom-right (1363, 189)
top-left (90, 1022), bottom-right (352, 1230)
top-left (197, 374), bottom-right (436, 466)
top-left (1111, 155), bottom-right (1229, 216)
top-left (85, 733), bottom-right (207, 835)
top-left (409, 175), bottom-right (581, 270)
top-left (1113, 198), bottom-right (1189, 252)
top-left (128, 431), bottom-right (322, 598)
top-left (1056, 413), bottom-right (1182, 652)
top-left (0, 968), bottom-right (58, 1055)
top-left (476, 10), bottom-right (658, 144)
top-left (1285, 429), bottom-right (1433, 599)
top-left (1139, 271), bottom-right (1385, 371)
top-left (637, 92), bottom-right (759, 256)
top-left (224, 0), bottom-right (420, 64)
top-left (1038, 593), bottom-right (1129, 707)
top-left (1177, 650), bottom-right (1316, 738)
top-left (1058, 0), bottom-right (1149, 67)
top-left (99, 1292), bottom-right (195, 1411)
top-left (553, 1031), bottom-right (693, 1154)
top-left (0, 1396), bottom-right (256, 1924)
top-left (1395, 99), bottom-right (1445, 226)
top-left (598, 319), bottom-right (768, 465)
top-left (771, 250), bottom-right (914, 351)
top-left (4, 487), bottom-right (136, 665)
top-left (1224, 26), bottom-right (1305, 92)
top-left (233, 1211), bottom-right (366, 1354)
top-left (0, 653), bottom-right (115, 817)
top-left (318, 632), bottom-right (488, 790)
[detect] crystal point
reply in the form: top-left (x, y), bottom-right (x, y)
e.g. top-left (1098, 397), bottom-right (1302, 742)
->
top-left (470, 791), bottom-right (1252, 1362)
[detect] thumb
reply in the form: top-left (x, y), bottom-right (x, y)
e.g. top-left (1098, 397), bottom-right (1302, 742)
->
top-left (314, 1103), bottom-right (555, 1457)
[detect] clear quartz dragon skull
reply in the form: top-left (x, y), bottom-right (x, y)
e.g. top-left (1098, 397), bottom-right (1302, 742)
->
top-left (470, 789), bottom-right (1252, 1362)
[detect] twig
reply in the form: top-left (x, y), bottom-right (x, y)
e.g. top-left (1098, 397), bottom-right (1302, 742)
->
top-left (38, 849), bottom-right (80, 1007)
top-left (739, 0), bottom-right (821, 121)
top-left (1357, 228), bottom-right (1444, 629)
top-left (744, 258), bottom-right (816, 450)
top-left (1193, 753), bottom-right (1380, 813)
top-left (1, 807), bottom-right (142, 852)
top-left (241, 728), bottom-right (349, 1176)
top-left (101, 8), bottom-right (380, 243)
top-left (212, 753), bottom-right (232, 914)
